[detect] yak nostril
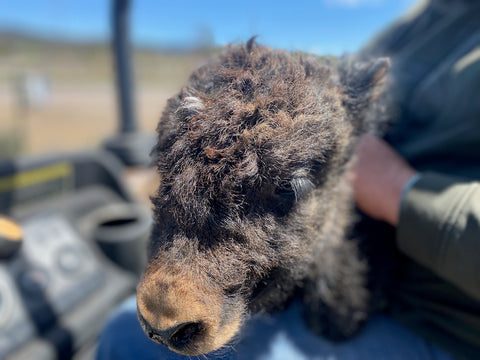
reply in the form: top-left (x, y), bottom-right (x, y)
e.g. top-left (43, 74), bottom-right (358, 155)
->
top-left (169, 322), bottom-right (203, 348)
top-left (147, 330), bottom-right (167, 345)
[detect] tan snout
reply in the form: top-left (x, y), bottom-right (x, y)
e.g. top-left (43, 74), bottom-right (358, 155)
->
top-left (136, 266), bottom-right (243, 356)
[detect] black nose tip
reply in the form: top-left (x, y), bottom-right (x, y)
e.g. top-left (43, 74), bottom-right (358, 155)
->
top-left (141, 316), bottom-right (204, 349)
top-left (169, 322), bottom-right (203, 349)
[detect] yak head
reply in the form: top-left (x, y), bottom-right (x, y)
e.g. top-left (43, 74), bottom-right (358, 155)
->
top-left (136, 39), bottom-right (388, 356)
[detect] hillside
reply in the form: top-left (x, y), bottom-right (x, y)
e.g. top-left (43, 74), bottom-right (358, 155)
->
top-left (0, 30), bottom-right (211, 87)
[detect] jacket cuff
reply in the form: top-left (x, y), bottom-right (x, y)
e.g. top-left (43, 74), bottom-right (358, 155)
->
top-left (396, 171), bottom-right (469, 271)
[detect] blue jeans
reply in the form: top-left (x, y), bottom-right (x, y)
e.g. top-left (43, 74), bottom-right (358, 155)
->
top-left (96, 296), bottom-right (453, 360)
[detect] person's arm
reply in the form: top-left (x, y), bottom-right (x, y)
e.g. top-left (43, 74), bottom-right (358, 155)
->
top-left (351, 134), bottom-right (480, 300)
top-left (398, 172), bottom-right (480, 300)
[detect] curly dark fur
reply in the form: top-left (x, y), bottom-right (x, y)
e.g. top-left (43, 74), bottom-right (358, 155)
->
top-left (138, 40), bottom-right (390, 355)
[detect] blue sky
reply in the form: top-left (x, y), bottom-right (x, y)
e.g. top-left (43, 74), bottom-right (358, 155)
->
top-left (0, 0), bottom-right (417, 55)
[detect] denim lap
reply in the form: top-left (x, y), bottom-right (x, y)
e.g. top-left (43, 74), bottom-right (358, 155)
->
top-left (96, 296), bottom-right (453, 360)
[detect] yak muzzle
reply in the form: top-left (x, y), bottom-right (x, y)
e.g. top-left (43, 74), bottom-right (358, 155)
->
top-left (136, 266), bottom-right (244, 355)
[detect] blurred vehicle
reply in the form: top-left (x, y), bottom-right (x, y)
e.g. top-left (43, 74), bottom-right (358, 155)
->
top-left (0, 1), bottom-right (154, 358)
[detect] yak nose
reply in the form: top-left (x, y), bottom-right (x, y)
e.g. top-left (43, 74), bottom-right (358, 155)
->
top-left (136, 267), bottom-right (243, 355)
top-left (139, 311), bottom-right (204, 350)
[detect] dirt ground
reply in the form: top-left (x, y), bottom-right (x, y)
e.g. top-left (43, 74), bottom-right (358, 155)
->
top-left (0, 85), bottom-right (173, 157)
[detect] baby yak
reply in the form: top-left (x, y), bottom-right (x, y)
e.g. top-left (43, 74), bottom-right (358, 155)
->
top-left (137, 39), bottom-right (389, 356)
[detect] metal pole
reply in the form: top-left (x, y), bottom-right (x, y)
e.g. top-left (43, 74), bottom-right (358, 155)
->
top-left (112, 0), bottom-right (136, 133)
top-left (105, 0), bottom-right (154, 166)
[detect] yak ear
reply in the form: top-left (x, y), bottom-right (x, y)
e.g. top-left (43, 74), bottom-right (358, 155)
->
top-left (338, 56), bottom-right (390, 134)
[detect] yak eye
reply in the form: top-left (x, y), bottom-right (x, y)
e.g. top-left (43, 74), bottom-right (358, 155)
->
top-left (275, 182), bottom-right (296, 199)
top-left (275, 178), bottom-right (314, 202)
top-left (271, 178), bottom-right (313, 217)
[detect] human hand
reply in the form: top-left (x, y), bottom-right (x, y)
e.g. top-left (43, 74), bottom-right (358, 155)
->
top-left (349, 134), bottom-right (417, 226)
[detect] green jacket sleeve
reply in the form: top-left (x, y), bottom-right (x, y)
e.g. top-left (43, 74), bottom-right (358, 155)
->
top-left (397, 171), bottom-right (480, 300)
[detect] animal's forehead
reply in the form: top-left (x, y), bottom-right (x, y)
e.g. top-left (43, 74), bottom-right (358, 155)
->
top-left (151, 45), bottom-right (351, 229)
top-left (154, 45), bottom-right (347, 160)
